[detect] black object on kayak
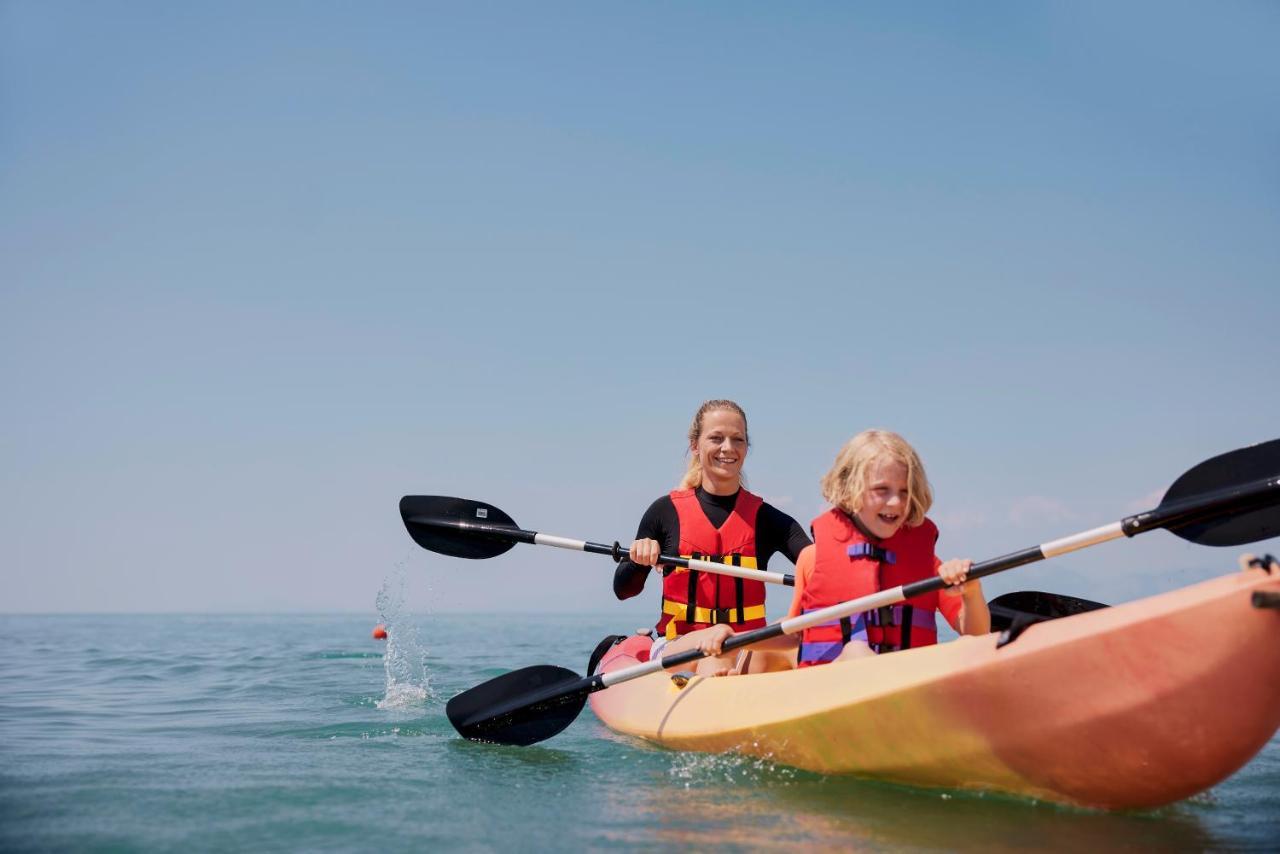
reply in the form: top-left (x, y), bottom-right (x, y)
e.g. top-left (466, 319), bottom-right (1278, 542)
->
top-left (586, 634), bottom-right (628, 677)
top-left (439, 438), bottom-right (1280, 748)
top-left (987, 591), bottom-right (1109, 633)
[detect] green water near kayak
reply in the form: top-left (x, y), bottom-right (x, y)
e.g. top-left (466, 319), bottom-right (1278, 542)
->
top-left (2, 611), bottom-right (1277, 852)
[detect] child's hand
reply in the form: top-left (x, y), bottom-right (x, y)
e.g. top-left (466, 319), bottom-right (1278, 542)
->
top-left (939, 558), bottom-right (978, 597)
top-left (628, 538), bottom-right (661, 568)
top-left (698, 624), bottom-right (736, 656)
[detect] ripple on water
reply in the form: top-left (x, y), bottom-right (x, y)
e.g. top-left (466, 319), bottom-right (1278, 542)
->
top-left (277, 721), bottom-right (434, 740)
top-left (304, 651), bottom-right (384, 661)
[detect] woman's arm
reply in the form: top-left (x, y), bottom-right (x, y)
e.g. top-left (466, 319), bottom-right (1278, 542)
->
top-left (612, 497), bottom-right (673, 600)
top-left (755, 504), bottom-right (813, 567)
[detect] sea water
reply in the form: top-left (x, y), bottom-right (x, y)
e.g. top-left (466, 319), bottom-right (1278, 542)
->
top-left (2, 611), bottom-right (1277, 852)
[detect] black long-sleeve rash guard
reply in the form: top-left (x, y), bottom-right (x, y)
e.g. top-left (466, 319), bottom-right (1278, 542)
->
top-left (612, 487), bottom-right (812, 600)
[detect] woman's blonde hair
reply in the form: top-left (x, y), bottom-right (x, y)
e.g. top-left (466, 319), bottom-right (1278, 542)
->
top-left (678, 399), bottom-right (749, 490)
top-left (820, 429), bottom-right (932, 527)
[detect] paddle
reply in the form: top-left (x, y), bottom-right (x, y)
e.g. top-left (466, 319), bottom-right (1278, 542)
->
top-left (399, 495), bottom-right (795, 586)
top-left (443, 438), bottom-right (1280, 747)
top-left (399, 498), bottom-right (1100, 629)
top-left (986, 591), bottom-right (1108, 633)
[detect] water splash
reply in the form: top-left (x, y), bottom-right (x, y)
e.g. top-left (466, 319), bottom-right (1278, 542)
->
top-left (667, 748), bottom-right (801, 787)
top-left (374, 558), bottom-right (431, 710)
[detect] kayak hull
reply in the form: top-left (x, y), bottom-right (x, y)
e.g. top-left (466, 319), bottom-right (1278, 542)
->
top-left (589, 567), bottom-right (1280, 810)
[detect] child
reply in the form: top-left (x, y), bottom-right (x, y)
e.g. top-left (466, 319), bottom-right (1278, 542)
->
top-left (791, 429), bottom-right (989, 666)
top-left (695, 429), bottom-right (990, 670)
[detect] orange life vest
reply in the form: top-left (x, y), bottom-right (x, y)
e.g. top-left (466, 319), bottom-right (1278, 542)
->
top-left (656, 488), bottom-right (768, 640)
top-left (797, 508), bottom-right (942, 666)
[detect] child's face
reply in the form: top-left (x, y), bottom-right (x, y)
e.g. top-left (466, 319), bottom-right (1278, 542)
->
top-left (855, 457), bottom-right (911, 539)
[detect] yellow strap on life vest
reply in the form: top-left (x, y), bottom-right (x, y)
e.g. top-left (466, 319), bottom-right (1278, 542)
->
top-left (661, 554), bottom-right (764, 639)
top-left (661, 600), bottom-right (767, 638)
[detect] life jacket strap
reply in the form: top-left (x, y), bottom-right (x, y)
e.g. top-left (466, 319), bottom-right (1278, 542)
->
top-left (685, 566), bottom-right (698, 628)
top-left (662, 599), bottom-right (767, 627)
top-left (797, 609), bottom-right (868, 665)
top-left (662, 552), bottom-right (763, 639)
top-left (847, 542), bottom-right (896, 564)
top-left (670, 553), bottom-right (759, 570)
top-left (865, 604), bottom-right (937, 630)
top-left (867, 604), bottom-right (935, 652)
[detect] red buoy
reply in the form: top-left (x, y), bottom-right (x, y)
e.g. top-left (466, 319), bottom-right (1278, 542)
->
top-left (372, 624), bottom-right (388, 640)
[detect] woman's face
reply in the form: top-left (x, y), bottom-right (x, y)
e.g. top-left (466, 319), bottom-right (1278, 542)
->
top-left (855, 456), bottom-right (910, 539)
top-left (693, 409), bottom-right (748, 493)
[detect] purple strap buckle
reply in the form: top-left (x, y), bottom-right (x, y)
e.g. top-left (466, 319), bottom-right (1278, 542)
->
top-left (847, 543), bottom-right (896, 564)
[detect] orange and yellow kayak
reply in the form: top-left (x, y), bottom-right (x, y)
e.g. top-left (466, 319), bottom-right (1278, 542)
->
top-left (589, 566), bottom-right (1280, 810)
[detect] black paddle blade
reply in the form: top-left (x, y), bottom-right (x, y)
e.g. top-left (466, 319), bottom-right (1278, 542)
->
top-left (399, 496), bottom-right (520, 559)
top-left (987, 591), bottom-right (1108, 633)
top-left (445, 665), bottom-right (588, 746)
top-left (1160, 439), bottom-right (1280, 546)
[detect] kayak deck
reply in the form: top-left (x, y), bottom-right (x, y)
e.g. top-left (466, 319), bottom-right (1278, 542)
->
top-left (589, 567), bottom-right (1280, 809)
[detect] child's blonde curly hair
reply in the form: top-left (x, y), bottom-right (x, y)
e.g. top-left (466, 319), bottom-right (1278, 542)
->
top-left (820, 429), bottom-right (933, 527)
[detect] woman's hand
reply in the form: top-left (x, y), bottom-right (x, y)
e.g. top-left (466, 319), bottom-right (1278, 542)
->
top-left (629, 538), bottom-right (661, 568)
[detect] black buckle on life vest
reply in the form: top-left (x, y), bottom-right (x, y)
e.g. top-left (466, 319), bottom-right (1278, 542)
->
top-left (847, 543), bottom-right (896, 564)
top-left (708, 608), bottom-right (738, 624)
top-left (865, 604), bottom-right (913, 653)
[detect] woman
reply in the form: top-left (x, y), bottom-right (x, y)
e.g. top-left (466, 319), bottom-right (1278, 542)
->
top-left (613, 399), bottom-right (811, 675)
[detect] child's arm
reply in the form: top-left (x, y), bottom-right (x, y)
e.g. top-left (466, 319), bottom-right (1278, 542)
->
top-left (938, 558), bottom-right (992, 635)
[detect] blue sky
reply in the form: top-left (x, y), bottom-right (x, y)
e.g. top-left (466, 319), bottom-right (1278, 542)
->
top-left (3, 2), bottom-right (1278, 618)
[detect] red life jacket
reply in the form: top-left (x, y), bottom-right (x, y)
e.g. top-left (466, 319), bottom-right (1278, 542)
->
top-left (797, 508), bottom-right (942, 666)
top-left (656, 488), bottom-right (768, 640)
